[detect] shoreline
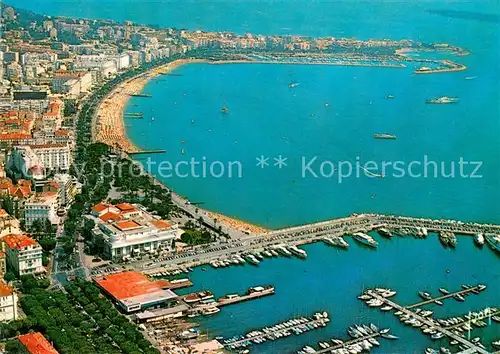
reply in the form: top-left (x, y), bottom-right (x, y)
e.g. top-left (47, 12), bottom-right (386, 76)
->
top-left (94, 58), bottom-right (209, 153)
top-left (93, 59), bottom-right (270, 236)
top-left (93, 54), bottom-right (465, 236)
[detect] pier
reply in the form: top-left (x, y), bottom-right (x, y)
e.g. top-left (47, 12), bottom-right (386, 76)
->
top-left (138, 213), bottom-right (500, 271)
top-left (124, 112), bottom-right (144, 118)
top-left (159, 72), bottom-right (183, 76)
top-left (406, 286), bottom-right (482, 309)
top-left (304, 329), bottom-right (386, 354)
top-left (216, 286), bottom-right (275, 307)
top-left (129, 93), bottom-right (152, 98)
top-left (128, 149), bottom-right (166, 155)
top-left (443, 309), bottom-right (500, 330)
top-left (366, 290), bottom-right (490, 354)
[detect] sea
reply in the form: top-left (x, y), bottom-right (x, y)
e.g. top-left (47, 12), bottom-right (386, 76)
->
top-left (20, 0), bottom-right (500, 352)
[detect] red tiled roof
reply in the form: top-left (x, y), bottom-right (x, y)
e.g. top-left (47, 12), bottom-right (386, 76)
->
top-left (0, 133), bottom-right (32, 140)
top-left (94, 271), bottom-right (170, 301)
top-left (54, 130), bottom-right (71, 136)
top-left (18, 332), bottom-right (59, 354)
top-left (151, 220), bottom-right (171, 230)
top-left (99, 211), bottom-right (122, 222)
top-left (115, 220), bottom-right (141, 231)
top-left (3, 234), bottom-right (38, 250)
top-left (29, 144), bottom-right (67, 149)
top-left (0, 209), bottom-right (8, 217)
top-left (115, 203), bottom-right (136, 212)
top-left (92, 203), bottom-right (109, 213)
top-left (0, 281), bottom-right (13, 296)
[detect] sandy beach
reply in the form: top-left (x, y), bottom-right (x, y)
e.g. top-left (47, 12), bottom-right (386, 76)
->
top-left (94, 58), bottom-right (268, 236)
top-left (94, 58), bottom-right (208, 153)
top-left (203, 210), bottom-right (269, 235)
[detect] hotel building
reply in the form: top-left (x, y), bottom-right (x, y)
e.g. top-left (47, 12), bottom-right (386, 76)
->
top-left (2, 234), bottom-right (44, 276)
top-left (88, 202), bottom-right (181, 260)
top-left (0, 282), bottom-right (18, 322)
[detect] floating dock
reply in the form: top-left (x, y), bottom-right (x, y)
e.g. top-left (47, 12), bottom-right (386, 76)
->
top-left (216, 286), bottom-right (275, 307)
top-left (406, 286), bottom-right (483, 309)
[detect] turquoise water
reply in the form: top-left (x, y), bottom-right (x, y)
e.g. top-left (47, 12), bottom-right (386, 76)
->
top-left (126, 58), bottom-right (500, 228)
top-left (19, 1), bottom-right (500, 352)
top-left (113, 1), bottom-right (500, 229)
top-left (176, 236), bottom-right (500, 353)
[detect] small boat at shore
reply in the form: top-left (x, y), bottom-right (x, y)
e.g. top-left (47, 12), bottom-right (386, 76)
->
top-left (419, 291), bottom-right (432, 300)
top-left (288, 245), bottom-right (307, 259)
top-left (474, 233), bottom-right (484, 246)
top-left (322, 236), bottom-right (349, 248)
top-left (439, 288), bottom-right (449, 295)
top-left (353, 233), bottom-right (378, 248)
top-left (377, 228), bottom-right (393, 237)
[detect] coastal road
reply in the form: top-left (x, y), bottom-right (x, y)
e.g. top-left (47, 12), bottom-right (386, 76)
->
top-left (169, 192), bottom-right (249, 240)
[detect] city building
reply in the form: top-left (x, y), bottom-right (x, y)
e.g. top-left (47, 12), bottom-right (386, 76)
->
top-left (52, 173), bottom-right (77, 208)
top-left (51, 71), bottom-right (92, 94)
top-left (0, 281), bottom-right (18, 322)
top-left (93, 271), bottom-right (179, 313)
top-left (27, 143), bottom-right (72, 173)
top-left (11, 90), bottom-right (50, 114)
top-left (2, 234), bottom-right (44, 276)
top-left (23, 191), bottom-right (59, 227)
top-left (88, 202), bottom-right (181, 260)
top-left (18, 332), bottom-right (59, 354)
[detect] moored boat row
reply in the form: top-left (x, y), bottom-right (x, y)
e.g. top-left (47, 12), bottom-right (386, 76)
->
top-left (222, 312), bottom-right (330, 350)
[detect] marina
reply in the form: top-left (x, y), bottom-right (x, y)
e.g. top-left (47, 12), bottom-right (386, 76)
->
top-left (297, 324), bottom-right (395, 354)
top-left (359, 285), bottom-right (498, 354)
top-left (221, 312), bottom-right (330, 350)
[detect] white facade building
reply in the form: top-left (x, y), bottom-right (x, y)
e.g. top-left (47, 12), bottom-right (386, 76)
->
top-left (89, 203), bottom-right (181, 260)
top-left (23, 192), bottom-right (59, 227)
top-left (3, 234), bottom-right (44, 276)
top-left (0, 282), bottom-right (18, 322)
top-left (30, 143), bottom-right (72, 172)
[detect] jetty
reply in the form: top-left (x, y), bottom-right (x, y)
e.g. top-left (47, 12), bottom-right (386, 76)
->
top-left (365, 290), bottom-right (490, 354)
top-left (123, 112), bottom-right (144, 118)
top-left (137, 213), bottom-right (500, 273)
top-left (442, 308), bottom-right (500, 331)
top-left (128, 149), bottom-right (166, 155)
top-left (302, 327), bottom-right (389, 354)
top-left (407, 286), bottom-right (483, 309)
top-left (216, 286), bottom-right (275, 307)
top-left (130, 93), bottom-right (152, 98)
top-left (159, 72), bottom-right (183, 76)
